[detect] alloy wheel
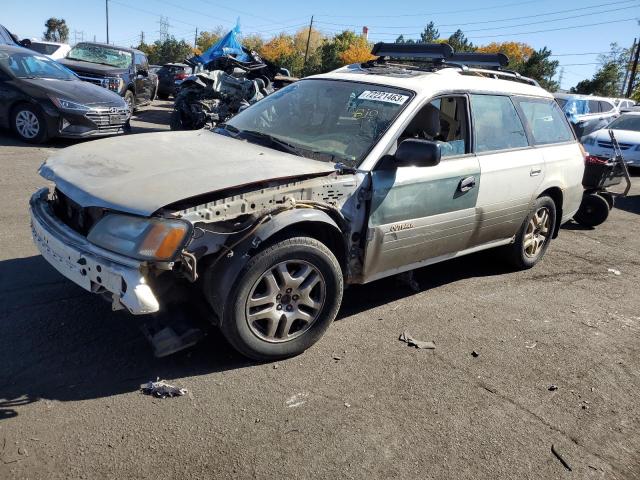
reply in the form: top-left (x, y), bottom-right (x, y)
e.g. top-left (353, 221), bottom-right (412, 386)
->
top-left (524, 207), bottom-right (550, 259)
top-left (15, 110), bottom-right (40, 139)
top-left (245, 260), bottom-right (326, 343)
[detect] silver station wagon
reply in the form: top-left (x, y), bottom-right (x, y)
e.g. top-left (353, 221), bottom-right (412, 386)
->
top-left (30, 43), bottom-right (585, 360)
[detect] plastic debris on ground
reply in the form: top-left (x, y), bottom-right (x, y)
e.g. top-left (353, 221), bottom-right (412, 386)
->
top-left (398, 331), bottom-right (436, 349)
top-left (551, 444), bottom-right (572, 471)
top-left (607, 268), bottom-right (621, 275)
top-left (141, 378), bottom-right (187, 398)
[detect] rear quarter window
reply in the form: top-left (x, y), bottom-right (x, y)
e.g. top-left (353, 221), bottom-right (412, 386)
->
top-left (516, 98), bottom-right (575, 145)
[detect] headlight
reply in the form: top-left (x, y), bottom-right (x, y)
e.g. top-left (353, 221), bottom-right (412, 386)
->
top-left (105, 77), bottom-right (125, 92)
top-left (48, 95), bottom-right (89, 111)
top-left (87, 214), bottom-right (191, 261)
top-left (582, 136), bottom-right (596, 146)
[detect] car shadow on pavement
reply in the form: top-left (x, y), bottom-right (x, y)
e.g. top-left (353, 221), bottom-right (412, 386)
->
top-left (614, 194), bottom-right (640, 215)
top-left (0, 132), bottom-right (81, 149)
top-left (0, 249), bottom-right (512, 415)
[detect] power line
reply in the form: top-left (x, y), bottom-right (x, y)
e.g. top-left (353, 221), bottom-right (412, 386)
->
top-left (312, 0), bottom-right (637, 28)
top-left (313, 0), bottom-right (543, 18)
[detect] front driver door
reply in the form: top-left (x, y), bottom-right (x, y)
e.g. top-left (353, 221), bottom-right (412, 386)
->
top-left (362, 96), bottom-right (481, 282)
top-left (133, 53), bottom-right (151, 103)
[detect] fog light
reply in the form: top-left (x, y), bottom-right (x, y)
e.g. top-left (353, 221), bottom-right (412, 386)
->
top-left (60, 117), bottom-right (71, 131)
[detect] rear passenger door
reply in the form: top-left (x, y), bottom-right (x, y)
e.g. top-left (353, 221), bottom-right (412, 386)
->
top-left (469, 94), bottom-right (542, 244)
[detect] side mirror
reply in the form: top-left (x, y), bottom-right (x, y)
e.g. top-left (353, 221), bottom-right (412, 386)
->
top-left (395, 139), bottom-right (441, 167)
top-left (19, 38), bottom-right (31, 48)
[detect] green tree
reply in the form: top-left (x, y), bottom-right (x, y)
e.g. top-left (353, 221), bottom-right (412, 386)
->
top-left (320, 30), bottom-right (369, 72)
top-left (419, 22), bottom-right (439, 43)
top-left (395, 34), bottom-right (405, 44)
top-left (447, 29), bottom-right (475, 52)
top-left (137, 36), bottom-right (193, 65)
top-left (242, 34), bottom-right (265, 54)
top-left (43, 17), bottom-right (69, 43)
top-left (195, 28), bottom-right (224, 53)
top-left (515, 47), bottom-right (559, 91)
top-left (570, 62), bottom-right (622, 96)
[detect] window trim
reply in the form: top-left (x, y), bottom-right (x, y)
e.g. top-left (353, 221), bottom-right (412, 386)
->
top-left (512, 95), bottom-right (578, 146)
top-left (469, 93), bottom-right (531, 155)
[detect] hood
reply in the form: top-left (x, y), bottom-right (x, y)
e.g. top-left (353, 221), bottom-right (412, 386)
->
top-left (591, 128), bottom-right (640, 145)
top-left (21, 78), bottom-right (125, 106)
top-left (40, 130), bottom-right (336, 216)
top-left (58, 58), bottom-right (129, 77)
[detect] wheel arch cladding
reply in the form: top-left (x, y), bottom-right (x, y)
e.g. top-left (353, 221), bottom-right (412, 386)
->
top-left (540, 187), bottom-right (563, 238)
top-left (202, 208), bottom-right (347, 324)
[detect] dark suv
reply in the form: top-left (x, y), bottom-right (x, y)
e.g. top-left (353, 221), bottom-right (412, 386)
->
top-left (59, 42), bottom-right (157, 113)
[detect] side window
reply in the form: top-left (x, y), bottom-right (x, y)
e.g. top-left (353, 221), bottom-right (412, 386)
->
top-left (599, 101), bottom-right (614, 113)
top-left (399, 96), bottom-right (470, 158)
top-left (588, 100), bottom-right (600, 114)
top-left (516, 98), bottom-right (575, 145)
top-left (470, 94), bottom-right (528, 153)
top-left (134, 53), bottom-right (148, 70)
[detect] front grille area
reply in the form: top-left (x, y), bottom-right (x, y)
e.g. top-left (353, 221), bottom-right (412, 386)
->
top-left (86, 108), bottom-right (129, 132)
top-left (51, 189), bottom-right (105, 236)
top-left (77, 74), bottom-right (105, 87)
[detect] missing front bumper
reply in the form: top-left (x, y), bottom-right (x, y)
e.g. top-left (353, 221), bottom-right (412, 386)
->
top-left (29, 188), bottom-right (160, 315)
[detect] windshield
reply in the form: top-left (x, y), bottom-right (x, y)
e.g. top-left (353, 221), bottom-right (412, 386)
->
top-left (224, 79), bottom-right (413, 166)
top-left (0, 50), bottom-right (75, 80)
top-left (607, 115), bottom-right (640, 132)
top-left (67, 44), bottom-right (132, 68)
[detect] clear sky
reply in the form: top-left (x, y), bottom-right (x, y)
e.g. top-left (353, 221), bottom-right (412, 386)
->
top-left (3, 0), bottom-right (639, 90)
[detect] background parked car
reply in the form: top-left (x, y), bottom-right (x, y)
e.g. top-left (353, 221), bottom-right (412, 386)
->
top-left (27, 40), bottom-right (71, 60)
top-left (582, 112), bottom-right (640, 167)
top-left (156, 62), bottom-right (192, 99)
top-left (59, 42), bottom-right (155, 114)
top-left (0, 44), bottom-right (130, 143)
top-left (555, 93), bottom-right (618, 139)
top-left (613, 98), bottom-right (638, 113)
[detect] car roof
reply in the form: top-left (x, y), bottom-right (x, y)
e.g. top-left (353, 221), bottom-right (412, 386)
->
top-left (0, 43), bottom-right (39, 54)
top-left (311, 63), bottom-right (553, 99)
top-left (162, 62), bottom-right (189, 67)
top-left (554, 92), bottom-right (615, 103)
top-left (30, 40), bottom-right (68, 46)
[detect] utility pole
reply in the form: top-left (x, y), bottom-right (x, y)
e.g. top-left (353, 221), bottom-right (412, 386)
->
top-left (302, 15), bottom-right (314, 76)
top-left (194, 27), bottom-right (198, 48)
top-left (626, 40), bottom-right (640, 98)
top-left (140, 31), bottom-right (145, 45)
top-left (621, 38), bottom-right (637, 96)
top-left (105, 0), bottom-right (110, 44)
top-left (73, 30), bottom-right (84, 45)
top-left (159, 16), bottom-right (169, 42)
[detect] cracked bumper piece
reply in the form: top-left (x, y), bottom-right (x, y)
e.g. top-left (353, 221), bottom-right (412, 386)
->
top-left (29, 188), bottom-right (160, 315)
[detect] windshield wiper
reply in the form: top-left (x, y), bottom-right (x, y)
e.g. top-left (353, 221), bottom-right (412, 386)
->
top-left (236, 129), bottom-right (306, 157)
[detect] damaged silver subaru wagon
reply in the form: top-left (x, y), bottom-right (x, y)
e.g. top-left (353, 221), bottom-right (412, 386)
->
top-left (30, 44), bottom-right (584, 360)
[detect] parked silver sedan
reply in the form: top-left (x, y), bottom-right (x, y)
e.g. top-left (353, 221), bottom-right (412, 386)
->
top-left (582, 112), bottom-right (640, 166)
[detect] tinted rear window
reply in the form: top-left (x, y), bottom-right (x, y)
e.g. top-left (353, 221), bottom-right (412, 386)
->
top-left (30, 43), bottom-right (59, 55)
top-left (516, 98), bottom-right (575, 145)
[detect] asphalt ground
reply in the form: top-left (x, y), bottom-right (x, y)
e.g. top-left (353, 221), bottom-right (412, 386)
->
top-left (0, 100), bottom-right (639, 479)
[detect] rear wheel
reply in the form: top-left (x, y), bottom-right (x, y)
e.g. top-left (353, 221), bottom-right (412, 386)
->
top-left (505, 195), bottom-right (556, 270)
top-left (219, 237), bottom-right (343, 361)
top-left (12, 104), bottom-right (48, 144)
top-left (574, 193), bottom-right (609, 227)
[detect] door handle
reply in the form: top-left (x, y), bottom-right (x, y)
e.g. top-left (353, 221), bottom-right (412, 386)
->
top-left (530, 168), bottom-right (542, 176)
top-left (459, 176), bottom-right (476, 192)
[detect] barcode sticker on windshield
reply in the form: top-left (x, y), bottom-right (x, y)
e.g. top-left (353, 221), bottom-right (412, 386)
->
top-left (358, 90), bottom-right (409, 105)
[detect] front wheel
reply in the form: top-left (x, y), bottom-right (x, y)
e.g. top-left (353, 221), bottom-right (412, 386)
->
top-left (219, 237), bottom-right (343, 361)
top-left (12, 105), bottom-right (48, 143)
top-left (505, 195), bottom-right (556, 270)
top-left (124, 90), bottom-right (135, 115)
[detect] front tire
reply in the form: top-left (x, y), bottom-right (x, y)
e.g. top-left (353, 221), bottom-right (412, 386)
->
top-left (124, 90), bottom-right (135, 115)
top-left (12, 104), bottom-right (48, 143)
top-left (220, 237), bottom-right (343, 361)
top-left (505, 195), bottom-right (556, 270)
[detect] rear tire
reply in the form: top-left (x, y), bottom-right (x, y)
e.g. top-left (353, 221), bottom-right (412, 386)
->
top-left (219, 237), bottom-right (343, 361)
top-left (505, 195), bottom-right (556, 270)
top-left (12, 104), bottom-right (48, 144)
top-left (574, 193), bottom-right (609, 227)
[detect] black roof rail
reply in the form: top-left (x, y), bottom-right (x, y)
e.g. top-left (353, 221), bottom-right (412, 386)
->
top-left (369, 43), bottom-right (510, 70)
top-left (371, 42), bottom-right (454, 60)
top-left (448, 52), bottom-right (509, 68)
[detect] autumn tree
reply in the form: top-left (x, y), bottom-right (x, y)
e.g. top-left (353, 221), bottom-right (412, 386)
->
top-left (261, 33), bottom-right (297, 71)
top-left (477, 42), bottom-right (534, 65)
top-left (340, 37), bottom-right (375, 64)
top-left (43, 18), bottom-right (69, 43)
top-left (242, 34), bottom-right (265, 54)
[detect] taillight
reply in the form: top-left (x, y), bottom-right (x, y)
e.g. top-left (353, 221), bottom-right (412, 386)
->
top-left (585, 155), bottom-right (608, 165)
top-left (175, 73), bottom-right (188, 80)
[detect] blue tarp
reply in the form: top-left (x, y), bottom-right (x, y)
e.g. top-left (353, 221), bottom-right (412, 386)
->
top-left (192, 20), bottom-right (250, 64)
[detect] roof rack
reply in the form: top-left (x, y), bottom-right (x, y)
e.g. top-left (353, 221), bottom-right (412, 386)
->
top-left (366, 42), bottom-right (539, 87)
